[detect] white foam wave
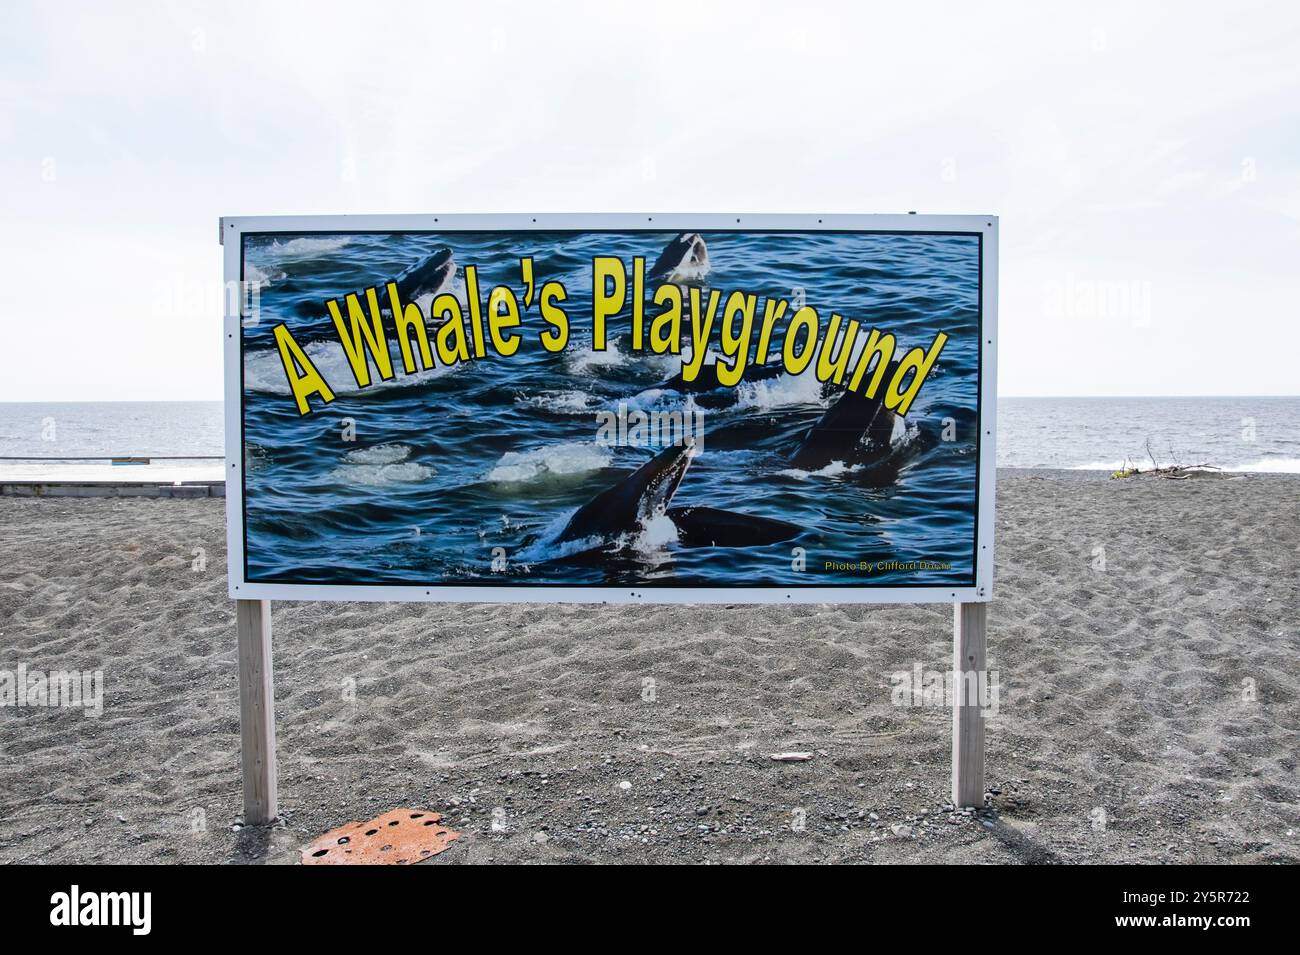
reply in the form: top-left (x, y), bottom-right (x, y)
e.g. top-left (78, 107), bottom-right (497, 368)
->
top-left (487, 442), bottom-right (612, 483)
top-left (643, 351), bottom-right (685, 378)
top-left (1067, 456), bottom-right (1300, 474)
top-left (1067, 460), bottom-right (1131, 472)
top-left (344, 443), bottom-right (410, 465)
top-left (631, 512), bottom-right (680, 552)
top-left (510, 507), bottom-right (592, 560)
top-left (515, 390), bottom-right (601, 415)
top-left (245, 263), bottom-right (285, 288)
top-left (735, 372), bottom-right (825, 411)
top-left (568, 338), bottom-right (627, 374)
top-left (330, 462), bottom-right (435, 486)
top-left (1225, 457), bottom-right (1300, 473)
top-left (778, 460), bottom-right (862, 480)
top-left (893, 416), bottom-right (915, 446)
top-left (264, 236), bottom-right (351, 260)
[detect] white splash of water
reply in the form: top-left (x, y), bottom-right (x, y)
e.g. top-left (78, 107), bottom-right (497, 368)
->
top-left (736, 373), bottom-right (826, 411)
top-left (632, 512), bottom-right (681, 552)
top-left (777, 460), bottom-right (862, 480)
top-left (568, 338), bottom-right (627, 374)
top-left (515, 390), bottom-right (601, 415)
top-left (245, 263), bottom-right (285, 288)
top-left (487, 442), bottom-right (612, 483)
top-left (263, 236), bottom-right (351, 260)
top-left (343, 443), bottom-right (410, 465)
top-left (330, 444), bottom-right (435, 486)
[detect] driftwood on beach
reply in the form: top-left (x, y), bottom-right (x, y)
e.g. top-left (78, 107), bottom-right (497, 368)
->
top-left (1111, 439), bottom-right (1220, 480)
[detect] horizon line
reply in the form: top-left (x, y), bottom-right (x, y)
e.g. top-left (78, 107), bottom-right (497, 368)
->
top-left (0, 394), bottom-right (1297, 404)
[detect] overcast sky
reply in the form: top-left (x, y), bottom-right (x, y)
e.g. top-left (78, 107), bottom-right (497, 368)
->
top-left (2, 0), bottom-right (1297, 400)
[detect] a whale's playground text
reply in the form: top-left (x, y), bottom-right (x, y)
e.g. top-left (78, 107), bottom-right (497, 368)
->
top-left (269, 255), bottom-right (949, 418)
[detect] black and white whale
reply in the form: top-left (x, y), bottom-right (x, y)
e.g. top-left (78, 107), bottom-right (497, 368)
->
top-left (557, 443), bottom-right (694, 545)
top-left (648, 232), bottom-right (710, 285)
top-left (557, 443), bottom-right (800, 550)
top-left (390, 246), bottom-right (456, 304)
top-left (789, 362), bottom-right (902, 472)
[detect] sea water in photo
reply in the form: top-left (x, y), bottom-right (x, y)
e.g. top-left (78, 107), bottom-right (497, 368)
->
top-left (237, 231), bottom-right (983, 588)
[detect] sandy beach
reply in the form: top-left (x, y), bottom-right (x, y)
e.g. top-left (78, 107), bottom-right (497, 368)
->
top-left (0, 469), bottom-right (1296, 864)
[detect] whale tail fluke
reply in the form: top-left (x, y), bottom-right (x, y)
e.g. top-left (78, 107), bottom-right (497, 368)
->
top-left (665, 505), bottom-right (801, 547)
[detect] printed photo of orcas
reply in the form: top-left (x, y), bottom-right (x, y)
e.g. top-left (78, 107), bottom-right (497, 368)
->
top-left (556, 443), bottom-right (801, 553)
top-left (241, 226), bottom-right (976, 589)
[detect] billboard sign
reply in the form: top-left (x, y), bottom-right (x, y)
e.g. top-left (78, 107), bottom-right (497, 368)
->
top-left (222, 214), bottom-right (996, 603)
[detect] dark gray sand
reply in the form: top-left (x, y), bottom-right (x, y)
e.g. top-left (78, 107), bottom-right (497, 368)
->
top-left (1, 470), bottom-right (1296, 864)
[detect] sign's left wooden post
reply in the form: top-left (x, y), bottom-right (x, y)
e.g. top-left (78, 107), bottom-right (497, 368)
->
top-left (236, 599), bottom-right (278, 824)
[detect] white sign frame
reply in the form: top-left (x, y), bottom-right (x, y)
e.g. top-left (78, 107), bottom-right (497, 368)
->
top-left (222, 213), bottom-right (997, 605)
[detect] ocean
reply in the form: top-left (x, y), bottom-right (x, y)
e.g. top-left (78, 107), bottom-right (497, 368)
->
top-left (997, 396), bottom-right (1299, 472)
top-left (1, 396), bottom-right (1294, 472)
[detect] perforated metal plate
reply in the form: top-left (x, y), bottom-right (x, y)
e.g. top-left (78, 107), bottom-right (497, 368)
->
top-left (302, 808), bottom-right (459, 865)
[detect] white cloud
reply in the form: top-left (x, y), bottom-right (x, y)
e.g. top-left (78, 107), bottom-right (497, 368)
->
top-left (1, 0), bottom-right (1298, 398)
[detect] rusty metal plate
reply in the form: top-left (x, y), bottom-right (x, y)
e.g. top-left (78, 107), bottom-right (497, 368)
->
top-left (301, 808), bottom-right (459, 865)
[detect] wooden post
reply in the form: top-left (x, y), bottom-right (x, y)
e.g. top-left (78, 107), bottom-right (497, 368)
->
top-left (951, 601), bottom-right (987, 809)
top-left (236, 599), bottom-right (278, 824)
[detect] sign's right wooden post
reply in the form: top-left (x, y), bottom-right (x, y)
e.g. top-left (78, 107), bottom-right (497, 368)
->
top-left (951, 601), bottom-right (987, 808)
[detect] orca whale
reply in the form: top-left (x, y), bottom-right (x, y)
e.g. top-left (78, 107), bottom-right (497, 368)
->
top-left (789, 362), bottom-right (901, 472)
top-left (558, 444), bottom-right (694, 545)
top-left (557, 443), bottom-right (800, 550)
top-left (648, 233), bottom-right (710, 284)
top-left (391, 246), bottom-right (455, 303)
